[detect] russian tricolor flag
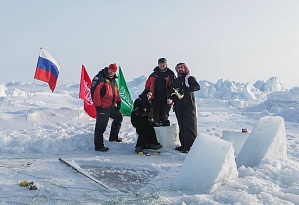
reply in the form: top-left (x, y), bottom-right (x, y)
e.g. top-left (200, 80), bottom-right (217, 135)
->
top-left (34, 48), bottom-right (60, 92)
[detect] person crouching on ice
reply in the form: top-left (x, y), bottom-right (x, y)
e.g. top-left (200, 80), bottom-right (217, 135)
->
top-left (131, 89), bottom-right (162, 153)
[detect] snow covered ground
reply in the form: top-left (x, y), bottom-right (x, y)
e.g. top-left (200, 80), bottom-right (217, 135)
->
top-left (0, 78), bottom-right (299, 205)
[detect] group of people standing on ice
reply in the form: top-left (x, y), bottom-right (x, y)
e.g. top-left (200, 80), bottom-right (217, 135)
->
top-left (90, 58), bottom-right (200, 154)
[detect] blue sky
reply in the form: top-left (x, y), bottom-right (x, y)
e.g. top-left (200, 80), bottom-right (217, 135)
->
top-left (1, 0), bottom-right (299, 88)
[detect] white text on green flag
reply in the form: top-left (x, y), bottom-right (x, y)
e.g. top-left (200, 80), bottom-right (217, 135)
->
top-left (118, 67), bottom-right (133, 116)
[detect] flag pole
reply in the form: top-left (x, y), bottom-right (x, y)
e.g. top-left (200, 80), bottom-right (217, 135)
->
top-left (25, 47), bottom-right (42, 119)
top-left (78, 62), bottom-right (81, 118)
top-left (78, 100), bottom-right (81, 117)
top-left (78, 63), bottom-right (83, 117)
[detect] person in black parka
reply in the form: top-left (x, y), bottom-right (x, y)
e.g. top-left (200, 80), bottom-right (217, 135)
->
top-left (131, 89), bottom-right (162, 152)
top-left (145, 58), bottom-right (175, 126)
top-left (170, 63), bottom-right (200, 153)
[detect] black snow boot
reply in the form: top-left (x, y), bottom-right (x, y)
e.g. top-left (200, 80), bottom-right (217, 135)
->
top-left (95, 146), bottom-right (109, 152)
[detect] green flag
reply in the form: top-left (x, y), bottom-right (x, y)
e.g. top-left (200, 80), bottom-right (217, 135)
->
top-left (118, 67), bottom-right (133, 116)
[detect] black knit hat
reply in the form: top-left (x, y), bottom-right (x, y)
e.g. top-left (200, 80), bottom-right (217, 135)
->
top-left (158, 58), bottom-right (167, 64)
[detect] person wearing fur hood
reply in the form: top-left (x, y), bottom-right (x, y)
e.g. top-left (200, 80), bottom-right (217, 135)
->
top-left (169, 63), bottom-right (200, 153)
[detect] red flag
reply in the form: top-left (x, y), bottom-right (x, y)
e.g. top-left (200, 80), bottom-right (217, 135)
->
top-left (79, 65), bottom-right (96, 118)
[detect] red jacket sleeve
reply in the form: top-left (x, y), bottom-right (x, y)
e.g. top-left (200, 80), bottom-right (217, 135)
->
top-left (92, 82), bottom-right (104, 107)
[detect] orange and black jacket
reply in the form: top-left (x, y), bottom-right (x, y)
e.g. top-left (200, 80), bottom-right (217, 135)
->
top-left (145, 66), bottom-right (175, 100)
top-left (91, 68), bottom-right (121, 108)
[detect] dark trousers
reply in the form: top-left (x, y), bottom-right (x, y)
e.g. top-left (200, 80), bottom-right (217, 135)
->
top-left (152, 100), bottom-right (171, 123)
top-left (135, 118), bottom-right (159, 148)
top-left (94, 107), bottom-right (123, 149)
top-left (175, 105), bottom-right (197, 149)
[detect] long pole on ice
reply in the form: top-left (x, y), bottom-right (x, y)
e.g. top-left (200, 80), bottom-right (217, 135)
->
top-left (59, 158), bottom-right (109, 190)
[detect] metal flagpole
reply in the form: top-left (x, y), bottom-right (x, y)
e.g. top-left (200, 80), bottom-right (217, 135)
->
top-left (78, 63), bottom-right (83, 117)
top-left (25, 47), bottom-right (42, 120)
top-left (25, 78), bottom-right (35, 119)
top-left (78, 99), bottom-right (81, 117)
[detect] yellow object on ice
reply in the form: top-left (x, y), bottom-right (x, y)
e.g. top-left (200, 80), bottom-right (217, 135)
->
top-left (19, 180), bottom-right (28, 187)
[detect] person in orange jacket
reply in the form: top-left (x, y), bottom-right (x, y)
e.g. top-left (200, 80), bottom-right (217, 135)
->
top-left (91, 64), bottom-right (123, 152)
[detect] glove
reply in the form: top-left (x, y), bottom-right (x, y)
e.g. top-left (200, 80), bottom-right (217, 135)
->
top-left (115, 102), bottom-right (121, 110)
top-left (167, 99), bottom-right (173, 104)
top-left (150, 119), bottom-right (156, 126)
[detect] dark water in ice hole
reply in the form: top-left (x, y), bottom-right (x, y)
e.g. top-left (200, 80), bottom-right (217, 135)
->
top-left (80, 165), bottom-right (158, 191)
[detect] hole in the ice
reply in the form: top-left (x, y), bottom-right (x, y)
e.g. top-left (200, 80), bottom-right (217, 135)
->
top-left (80, 165), bottom-right (158, 190)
